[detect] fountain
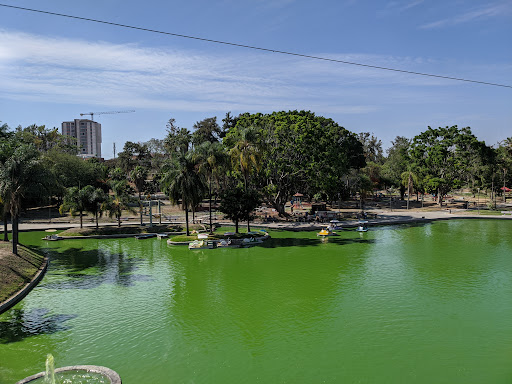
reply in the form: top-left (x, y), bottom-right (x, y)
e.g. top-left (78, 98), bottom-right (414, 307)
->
top-left (16, 354), bottom-right (121, 384)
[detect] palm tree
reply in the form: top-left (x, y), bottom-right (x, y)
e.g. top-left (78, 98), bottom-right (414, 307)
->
top-left (107, 180), bottom-right (136, 227)
top-left (60, 186), bottom-right (94, 228)
top-left (401, 169), bottom-right (419, 210)
top-left (195, 141), bottom-right (226, 233)
top-left (0, 144), bottom-right (47, 254)
top-left (229, 131), bottom-right (260, 232)
top-left (88, 188), bottom-right (108, 230)
top-left (161, 153), bottom-right (205, 236)
top-left (130, 165), bottom-right (148, 226)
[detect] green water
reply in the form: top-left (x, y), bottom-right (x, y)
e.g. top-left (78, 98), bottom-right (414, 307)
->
top-left (1, 220), bottom-right (511, 383)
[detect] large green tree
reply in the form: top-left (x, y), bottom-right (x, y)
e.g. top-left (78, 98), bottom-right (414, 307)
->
top-left (225, 111), bottom-right (365, 215)
top-left (409, 126), bottom-right (488, 206)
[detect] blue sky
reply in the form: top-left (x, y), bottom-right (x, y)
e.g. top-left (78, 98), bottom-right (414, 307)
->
top-left (0, 0), bottom-right (511, 159)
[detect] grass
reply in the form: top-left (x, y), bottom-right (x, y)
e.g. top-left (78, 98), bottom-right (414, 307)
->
top-left (0, 242), bottom-right (45, 303)
top-left (59, 224), bottom-right (185, 237)
top-left (170, 235), bottom-right (198, 242)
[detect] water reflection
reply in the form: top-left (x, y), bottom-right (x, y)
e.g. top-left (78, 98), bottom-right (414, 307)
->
top-left (29, 246), bottom-right (152, 289)
top-left (0, 308), bottom-right (76, 344)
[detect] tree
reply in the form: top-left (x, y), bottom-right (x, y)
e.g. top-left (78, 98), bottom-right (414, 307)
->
top-left (357, 132), bottom-right (384, 164)
top-left (117, 141), bottom-right (151, 173)
top-left (87, 188), bottom-right (108, 229)
top-left (228, 127), bottom-right (261, 231)
top-left (382, 136), bottom-right (411, 200)
top-left (218, 186), bottom-right (260, 234)
top-left (130, 165), bottom-right (148, 225)
top-left (225, 111), bottom-right (365, 215)
top-left (107, 180), bottom-right (136, 227)
top-left (59, 186), bottom-right (94, 228)
top-left (0, 144), bottom-right (48, 254)
top-left (195, 141), bottom-right (227, 233)
top-left (192, 117), bottom-right (222, 146)
top-left (497, 138), bottom-right (512, 202)
top-left (401, 169), bottom-right (419, 210)
top-left (160, 153), bottom-right (206, 236)
top-left (409, 126), bottom-right (486, 207)
top-left (164, 119), bottom-right (192, 156)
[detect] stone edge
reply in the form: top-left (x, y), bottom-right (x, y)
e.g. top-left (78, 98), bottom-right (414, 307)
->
top-left (0, 246), bottom-right (49, 315)
top-left (15, 365), bottom-right (121, 384)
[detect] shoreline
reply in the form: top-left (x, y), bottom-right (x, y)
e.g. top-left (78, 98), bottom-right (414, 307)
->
top-left (1, 209), bottom-right (511, 234)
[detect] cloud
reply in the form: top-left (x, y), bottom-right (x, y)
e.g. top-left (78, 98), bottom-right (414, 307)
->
top-left (0, 29), bottom-right (498, 118)
top-left (420, 2), bottom-right (511, 29)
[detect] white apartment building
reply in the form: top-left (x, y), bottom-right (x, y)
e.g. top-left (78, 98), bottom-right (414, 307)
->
top-left (62, 119), bottom-right (102, 158)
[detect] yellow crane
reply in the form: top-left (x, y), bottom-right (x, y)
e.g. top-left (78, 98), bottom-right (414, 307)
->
top-left (79, 110), bottom-right (135, 121)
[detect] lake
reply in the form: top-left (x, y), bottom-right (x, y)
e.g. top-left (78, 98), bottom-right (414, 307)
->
top-left (1, 219), bottom-right (511, 383)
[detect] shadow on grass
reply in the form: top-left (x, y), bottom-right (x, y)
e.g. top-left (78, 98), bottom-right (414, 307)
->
top-left (0, 308), bottom-right (77, 344)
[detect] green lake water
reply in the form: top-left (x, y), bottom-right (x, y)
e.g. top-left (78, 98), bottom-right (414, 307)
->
top-left (1, 220), bottom-right (511, 383)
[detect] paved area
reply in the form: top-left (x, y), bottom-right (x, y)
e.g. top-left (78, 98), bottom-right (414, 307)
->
top-left (2, 209), bottom-right (510, 233)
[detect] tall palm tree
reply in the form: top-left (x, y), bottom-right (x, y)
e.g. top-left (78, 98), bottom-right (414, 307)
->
top-left (401, 169), bottom-right (419, 210)
top-left (130, 165), bottom-right (148, 226)
top-left (0, 144), bottom-right (46, 254)
top-left (229, 131), bottom-right (260, 232)
top-left (161, 153), bottom-right (206, 236)
top-left (195, 141), bottom-right (226, 233)
top-left (88, 188), bottom-right (108, 230)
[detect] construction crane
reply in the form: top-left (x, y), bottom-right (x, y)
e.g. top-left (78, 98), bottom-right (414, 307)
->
top-left (79, 110), bottom-right (135, 121)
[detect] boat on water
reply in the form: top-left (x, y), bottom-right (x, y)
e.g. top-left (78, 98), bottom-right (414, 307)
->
top-left (189, 240), bottom-right (216, 250)
top-left (355, 220), bottom-right (369, 232)
top-left (135, 233), bottom-right (157, 240)
top-left (42, 234), bottom-right (62, 241)
top-left (217, 239), bottom-right (240, 248)
top-left (197, 233), bottom-right (209, 240)
top-left (317, 225), bottom-right (337, 237)
top-left (329, 220), bottom-right (343, 230)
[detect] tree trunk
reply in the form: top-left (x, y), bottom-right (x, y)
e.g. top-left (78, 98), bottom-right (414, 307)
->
top-left (95, 211), bottom-right (99, 229)
top-left (139, 193), bottom-right (143, 226)
top-left (3, 211), bottom-right (8, 242)
top-left (235, 218), bottom-right (239, 234)
top-left (399, 186), bottom-right (406, 200)
top-left (209, 177), bottom-right (213, 234)
top-left (12, 214), bottom-right (18, 255)
top-left (80, 210), bottom-right (83, 228)
top-left (117, 214), bottom-right (121, 228)
top-left (437, 188), bottom-right (443, 207)
top-left (185, 207), bottom-right (190, 236)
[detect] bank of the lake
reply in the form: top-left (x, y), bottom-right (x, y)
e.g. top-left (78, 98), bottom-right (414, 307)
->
top-left (0, 242), bottom-right (47, 312)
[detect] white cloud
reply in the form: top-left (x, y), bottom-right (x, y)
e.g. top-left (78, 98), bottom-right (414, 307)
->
top-left (420, 2), bottom-right (511, 29)
top-left (0, 28), bottom-right (500, 118)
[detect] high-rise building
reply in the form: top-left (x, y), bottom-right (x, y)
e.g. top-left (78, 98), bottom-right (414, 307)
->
top-left (62, 119), bottom-right (102, 158)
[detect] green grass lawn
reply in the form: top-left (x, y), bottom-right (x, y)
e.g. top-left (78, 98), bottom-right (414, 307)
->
top-left (0, 242), bottom-right (45, 304)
